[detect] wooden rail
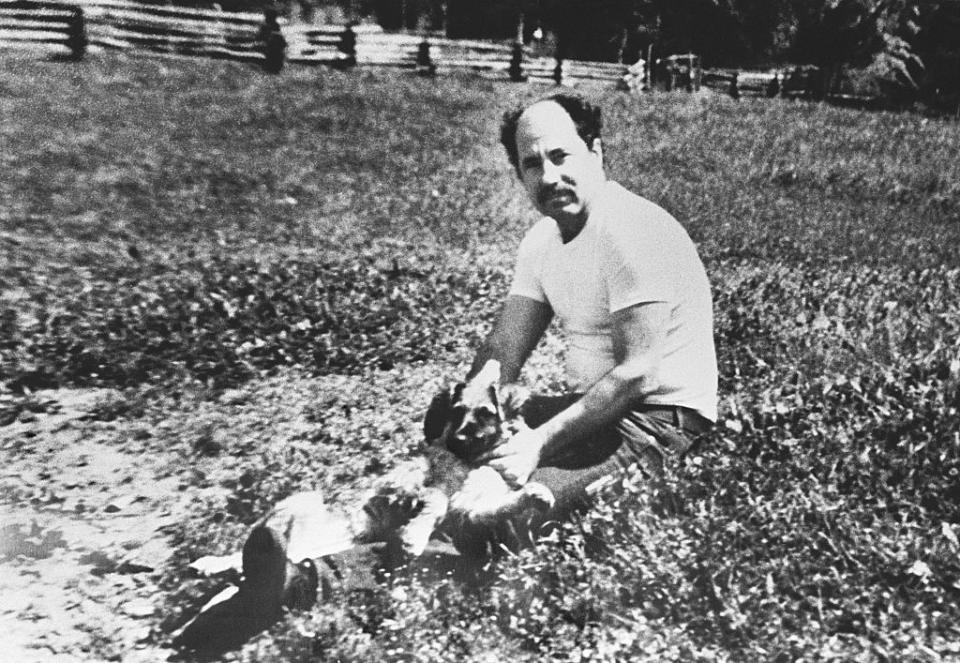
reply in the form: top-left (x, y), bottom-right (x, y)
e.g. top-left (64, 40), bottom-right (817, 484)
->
top-left (285, 23), bottom-right (341, 64)
top-left (80, 0), bottom-right (266, 59)
top-left (0, 0), bottom-right (85, 57)
top-left (703, 68), bottom-right (780, 95)
top-left (1, 0), bottom-right (646, 86)
top-left (0, 1), bottom-right (881, 108)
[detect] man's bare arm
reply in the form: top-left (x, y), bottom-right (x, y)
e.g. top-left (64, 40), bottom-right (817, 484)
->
top-left (537, 301), bottom-right (668, 457)
top-left (468, 295), bottom-right (553, 384)
top-left (484, 301), bottom-right (668, 484)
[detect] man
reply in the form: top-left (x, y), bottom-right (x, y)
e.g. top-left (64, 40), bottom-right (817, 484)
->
top-left (466, 93), bottom-right (717, 538)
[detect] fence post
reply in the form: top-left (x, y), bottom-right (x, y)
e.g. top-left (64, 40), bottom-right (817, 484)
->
top-left (508, 41), bottom-right (525, 82)
top-left (203, 3), bottom-right (226, 58)
top-left (646, 44), bottom-right (653, 90)
top-left (416, 39), bottom-right (436, 77)
top-left (337, 24), bottom-right (357, 68)
top-left (66, 6), bottom-right (87, 61)
top-left (766, 73), bottom-right (780, 98)
top-left (728, 72), bottom-right (740, 100)
top-left (553, 57), bottom-right (563, 86)
top-left (258, 8), bottom-right (286, 73)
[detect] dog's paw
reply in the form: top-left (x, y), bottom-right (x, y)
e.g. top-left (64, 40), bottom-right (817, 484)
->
top-left (360, 492), bottom-right (421, 536)
top-left (520, 482), bottom-right (555, 513)
top-left (373, 458), bottom-right (430, 496)
top-left (398, 490), bottom-right (449, 556)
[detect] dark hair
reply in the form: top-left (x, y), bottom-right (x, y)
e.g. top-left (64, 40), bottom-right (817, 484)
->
top-left (499, 93), bottom-right (603, 175)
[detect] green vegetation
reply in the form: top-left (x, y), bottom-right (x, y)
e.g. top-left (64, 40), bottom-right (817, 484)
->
top-left (3, 52), bottom-right (960, 660)
top-left (326, 0), bottom-right (960, 110)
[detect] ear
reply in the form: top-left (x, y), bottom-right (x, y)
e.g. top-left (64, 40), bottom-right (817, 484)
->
top-left (423, 385), bottom-right (457, 442)
top-left (496, 383), bottom-right (530, 420)
top-left (486, 384), bottom-right (503, 421)
top-left (589, 137), bottom-right (603, 165)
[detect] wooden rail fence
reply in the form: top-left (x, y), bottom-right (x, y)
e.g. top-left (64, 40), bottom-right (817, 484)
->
top-left (85, 0), bottom-right (268, 62)
top-left (3, 0), bottom-right (856, 102)
top-left (702, 67), bottom-right (877, 106)
top-left (1, 0), bottom-right (640, 86)
top-left (703, 69), bottom-right (782, 97)
top-left (0, 0), bottom-right (85, 58)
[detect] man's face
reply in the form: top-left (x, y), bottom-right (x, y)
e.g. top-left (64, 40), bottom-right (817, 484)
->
top-left (514, 101), bottom-right (604, 235)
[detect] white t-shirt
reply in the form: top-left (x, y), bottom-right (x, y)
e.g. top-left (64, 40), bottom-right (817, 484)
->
top-left (509, 181), bottom-right (718, 422)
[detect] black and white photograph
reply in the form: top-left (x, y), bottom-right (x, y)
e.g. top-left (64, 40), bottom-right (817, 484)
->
top-left (2, 0), bottom-right (959, 660)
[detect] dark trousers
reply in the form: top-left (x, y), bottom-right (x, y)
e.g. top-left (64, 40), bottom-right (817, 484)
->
top-left (451, 394), bottom-right (712, 557)
top-left (523, 394), bottom-right (713, 519)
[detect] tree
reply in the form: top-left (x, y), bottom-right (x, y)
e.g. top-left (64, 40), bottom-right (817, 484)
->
top-left (912, 0), bottom-right (960, 110)
top-left (778, 0), bottom-right (926, 100)
top-left (546, 0), bottom-right (750, 65)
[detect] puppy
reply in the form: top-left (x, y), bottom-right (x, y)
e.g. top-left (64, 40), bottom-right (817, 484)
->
top-left (356, 359), bottom-right (555, 556)
top-left (180, 360), bottom-right (554, 640)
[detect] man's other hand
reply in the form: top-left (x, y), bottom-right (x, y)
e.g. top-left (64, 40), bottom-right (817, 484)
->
top-left (480, 427), bottom-right (546, 488)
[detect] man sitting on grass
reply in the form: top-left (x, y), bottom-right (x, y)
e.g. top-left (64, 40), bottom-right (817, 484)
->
top-left (173, 91), bottom-right (719, 656)
top-left (459, 92), bottom-right (718, 551)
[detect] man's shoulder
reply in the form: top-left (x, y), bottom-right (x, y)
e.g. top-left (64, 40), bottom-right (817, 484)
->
top-left (518, 216), bottom-right (561, 249)
top-left (597, 181), bottom-right (683, 237)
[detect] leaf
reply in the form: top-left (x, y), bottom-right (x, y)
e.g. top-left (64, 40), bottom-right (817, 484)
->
top-left (942, 522), bottom-right (959, 551)
top-left (724, 418), bottom-right (743, 434)
top-left (907, 559), bottom-right (932, 580)
top-left (812, 311), bottom-right (831, 331)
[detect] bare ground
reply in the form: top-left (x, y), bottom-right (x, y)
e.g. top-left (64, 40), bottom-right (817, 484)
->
top-left (0, 363), bottom-right (462, 662)
top-left (2, 388), bottom-right (185, 661)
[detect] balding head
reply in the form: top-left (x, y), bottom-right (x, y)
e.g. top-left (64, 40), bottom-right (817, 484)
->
top-left (503, 95), bottom-right (606, 239)
top-left (500, 94), bottom-right (603, 176)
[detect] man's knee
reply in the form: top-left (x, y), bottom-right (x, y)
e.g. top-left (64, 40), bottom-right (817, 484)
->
top-left (449, 505), bottom-right (554, 558)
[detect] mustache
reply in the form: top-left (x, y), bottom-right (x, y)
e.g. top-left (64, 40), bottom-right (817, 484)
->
top-left (537, 186), bottom-right (574, 206)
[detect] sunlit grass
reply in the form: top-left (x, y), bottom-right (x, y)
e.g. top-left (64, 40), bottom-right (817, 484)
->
top-left (3, 51), bottom-right (960, 661)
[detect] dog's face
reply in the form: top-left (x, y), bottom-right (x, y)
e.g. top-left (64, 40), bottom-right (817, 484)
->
top-left (423, 360), bottom-right (527, 462)
top-left (443, 380), bottom-right (503, 460)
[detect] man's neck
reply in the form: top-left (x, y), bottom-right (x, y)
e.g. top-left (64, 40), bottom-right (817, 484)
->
top-left (556, 212), bottom-right (587, 243)
top-left (555, 178), bottom-right (606, 243)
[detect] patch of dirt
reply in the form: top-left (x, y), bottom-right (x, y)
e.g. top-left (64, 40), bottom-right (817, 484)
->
top-left (0, 363), bottom-right (470, 661)
top-left (0, 389), bottom-right (201, 661)
top-left (0, 352), bottom-right (567, 661)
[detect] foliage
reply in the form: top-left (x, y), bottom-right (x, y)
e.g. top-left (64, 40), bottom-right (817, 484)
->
top-left (911, 0), bottom-right (960, 111)
top-left (1, 255), bottom-right (505, 390)
top-left (395, 0), bottom-right (956, 108)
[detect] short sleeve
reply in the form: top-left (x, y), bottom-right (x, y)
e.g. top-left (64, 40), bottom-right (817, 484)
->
top-left (600, 207), bottom-right (677, 313)
top-left (508, 230), bottom-right (547, 303)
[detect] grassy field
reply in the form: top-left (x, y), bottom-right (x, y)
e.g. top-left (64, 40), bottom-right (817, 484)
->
top-left (2, 50), bottom-right (960, 661)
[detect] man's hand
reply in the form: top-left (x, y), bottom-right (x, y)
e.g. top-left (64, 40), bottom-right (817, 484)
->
top-left (480, 426), bottom-right (547, 488)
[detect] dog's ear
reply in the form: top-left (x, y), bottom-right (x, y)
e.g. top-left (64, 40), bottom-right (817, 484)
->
top-left (496, 383), bottom-right (530, 421)
top-left (486, 383), bottom-right (502, 421)
top-left (422, 383), bottom-right (462, 443)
